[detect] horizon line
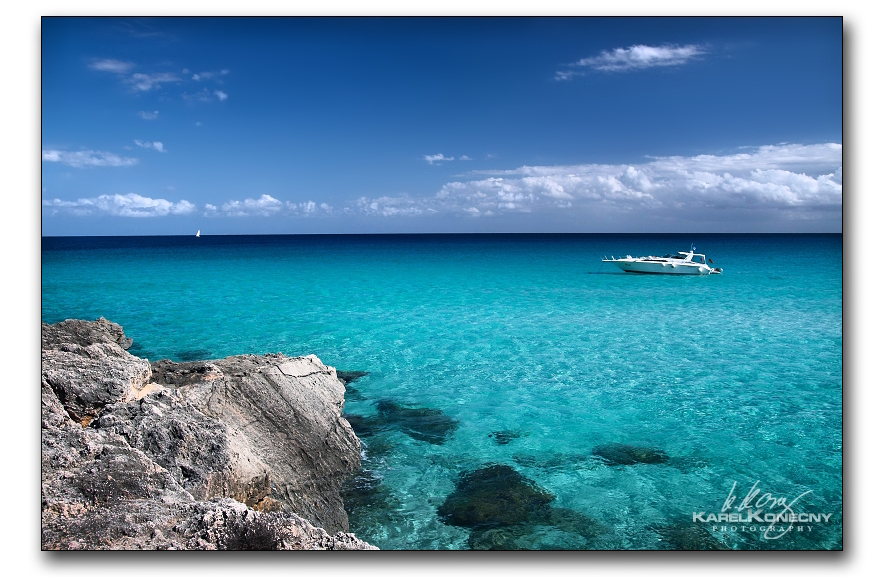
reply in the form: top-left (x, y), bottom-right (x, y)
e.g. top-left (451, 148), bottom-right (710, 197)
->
top-left (41, 231), bottom-right (843, 238)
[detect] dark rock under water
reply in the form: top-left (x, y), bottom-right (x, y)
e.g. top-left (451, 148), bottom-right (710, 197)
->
top-left (338, 370), bottom-right (370, 401)
top-left (343, 413), bottom-right (380, 439)
top-left (489, 430), bottom-right (521, 445)
top-left (341, 468), bottom-right (401, 516)
top-left (438, 464), bottom-right (554, 529)
top-left (337, 370), bottom-right (370, 384)
top-left (437, 464), bottom-right (603, 549)
top-left (592, 443), bottom-right (670, 466)
top-left (467, 507), bottom-right (603, 550)
top-left (374, 399), bottom-right (459, 445)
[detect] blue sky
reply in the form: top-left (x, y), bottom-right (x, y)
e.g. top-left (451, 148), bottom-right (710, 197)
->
top-left (41, 16), bottom-right (842, 235)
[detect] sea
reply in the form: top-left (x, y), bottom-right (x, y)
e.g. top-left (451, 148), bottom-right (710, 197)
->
top-left (41, 233), bottom-right (843, 550)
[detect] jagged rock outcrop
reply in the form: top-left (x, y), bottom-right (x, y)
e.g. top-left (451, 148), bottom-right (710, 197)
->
top-left (41, 318), bottom-right (376, 550)
top-left (42, 318), bottom-right (150, 427)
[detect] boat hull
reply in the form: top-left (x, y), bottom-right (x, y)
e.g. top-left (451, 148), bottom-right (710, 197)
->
top-left (611, 261), bottom-right (713, 275)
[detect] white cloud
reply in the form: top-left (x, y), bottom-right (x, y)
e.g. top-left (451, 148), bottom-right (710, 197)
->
top-left (212, 194), bottom-right (283, 217)
top-left (424, 153), bottom-right (455, 165)
top-left (182, 88), bottom-right (228, 102)
top-left (557, 44), bottom-right (705, 79)
top-left (192, 69), bottom-right (229, 81)
top-left (42, 149), bottom-right (138, 168)
top-left (462, 143), bottom-right (841, 211)
top-left (89, 59), bottom-right (134, 74)
top-left (285, 200), bottom-right (333, 216)
top-left (646, 142), bottom-right (842, 174)
top-left (89, 59), bottom-right (187, 92)
top-left (459, 155), bottom-right (472, 161)
top-left (42, 193), bottom-right (195, 217)
top-left (134, 140), bottom-right (165, 152)
top-left (138, 110), bottom-right (159, 120)
top-left (127, 72), bottom-right (181, 92)
top-left (205, 198), bottom-right (317, 218)
top-left (353, 143), bottom-right (842, 223)
top-left (356, 196), bottom-right (430, 217)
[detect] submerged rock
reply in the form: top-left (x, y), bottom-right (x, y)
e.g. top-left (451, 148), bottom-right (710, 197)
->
top-left (345, 398), bottom-right (458, 445)
top-left (41, 318), bottom-right (376, 550)
top-left (489, 430), bottom-right (521, 445)
top-left (467, 506), bottom-right (604, 550)
top-left (340, 467), bottom-right (403, 543)
top-left (437, 464), bottom-right (604, 549)
top-left (591, 443), bottom-right (669, 466)
top-left (438, 464), bottom-right (554, 529)
top-left (337, 370), bottom-right (370, 385)
top-left (337, 371), bottom-right (369, 401)
top-left (343, 414), bottom-right (380, 439)
top-left (341, 469), bottom-right (396, 514)
top-left (375, 399), bottom-right (458, 445)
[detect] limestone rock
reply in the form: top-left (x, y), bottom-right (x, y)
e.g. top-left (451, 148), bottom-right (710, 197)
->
top-left (41, 318), bottom-right (375, 550)
top-left (151, 353), bottom-right (362, 532)
top-left (42, 319), bottom-right (151, 425)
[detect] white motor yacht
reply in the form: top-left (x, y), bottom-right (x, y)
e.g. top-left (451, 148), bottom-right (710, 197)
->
top-left (602, 248), bottom-right (722, 275)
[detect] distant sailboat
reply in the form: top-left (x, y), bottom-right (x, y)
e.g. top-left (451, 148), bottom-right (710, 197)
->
top-left (196, 229), bottom-right (200, 238)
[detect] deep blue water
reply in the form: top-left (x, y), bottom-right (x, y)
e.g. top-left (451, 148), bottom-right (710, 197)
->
top-left (41, 234), bottom-right (842, 550)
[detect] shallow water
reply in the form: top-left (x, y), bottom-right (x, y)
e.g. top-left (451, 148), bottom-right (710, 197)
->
top-left (42, 233), bottom-right (843, 550)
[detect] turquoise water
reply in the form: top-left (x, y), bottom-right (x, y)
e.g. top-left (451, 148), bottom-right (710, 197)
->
top-left (41, 234), bottom-right (842, 550)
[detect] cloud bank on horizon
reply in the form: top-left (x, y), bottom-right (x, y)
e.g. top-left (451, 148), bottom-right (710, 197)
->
top-left (42, 142), bottom-right (841, 228)
top-left (360, 142), bottom-right (842, 219)
top-left (42, 193), bottom-right (195, 218)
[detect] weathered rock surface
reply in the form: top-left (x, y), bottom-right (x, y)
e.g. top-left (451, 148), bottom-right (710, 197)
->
top-left (42, 319), bottom-right (151, 427)
top-left (41, 318), bottom-right (376, 550)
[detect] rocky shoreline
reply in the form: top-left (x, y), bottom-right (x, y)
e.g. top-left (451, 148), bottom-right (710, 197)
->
top-left (41, 318), bottom-right (377, 550)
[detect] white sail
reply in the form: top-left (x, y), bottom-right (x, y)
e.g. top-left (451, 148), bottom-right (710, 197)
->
top-left (196, 230), bottom-right (200, 237)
